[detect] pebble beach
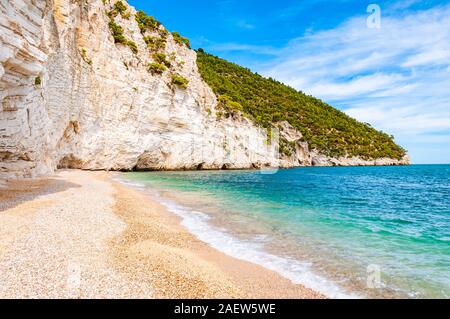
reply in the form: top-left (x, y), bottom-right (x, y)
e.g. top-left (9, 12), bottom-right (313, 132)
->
top-left (0, 170), bottom-right (323, 299)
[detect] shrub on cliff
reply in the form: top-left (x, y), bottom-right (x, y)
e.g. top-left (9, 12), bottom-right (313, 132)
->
top-left (108, 19), bottom-right (138, 54)
top-left (152, 53), bottom-right (171, 68)
top-left (126, 40), bottom-right (138, 54)
top-left (170, 74), bottom-right (189, 89)
top-left (148, 62), bottom-right (167, 75)
top-left (171, 31), bottom-right (190, 48)
top-left (135, 10), bottom-right (161, 34)
top-left (196, 50), bottom-right (406, 160)
top-left (108, 20), bottom-right (127, 44)
top-left (159, 28), bottom-right (169, 39)
top-left (107, 1), bottom-right (129, 19)
top-left (218, 95), bottom-right (243, 114)
top-left (113, 1), bottom-right (127, 14)
top-left (144, 36), bottom-right (166, 52)
top-left (80, 48), bottom-right (93, 65)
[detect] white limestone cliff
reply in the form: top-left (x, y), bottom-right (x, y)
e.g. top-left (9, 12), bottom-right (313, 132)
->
top-left (0, 0), bottom-right (409, 179)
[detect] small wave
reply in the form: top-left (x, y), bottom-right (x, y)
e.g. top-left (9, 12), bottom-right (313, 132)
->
top-left (155, 196), bottom-right (360, 299)
top-left (114, 178), bottom-right (147, 188)
top-left (363, 215), bottom-right (415, 225)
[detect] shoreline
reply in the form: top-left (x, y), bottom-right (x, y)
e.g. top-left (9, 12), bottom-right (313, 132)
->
top-left (109, 173), bottom-right (325, 298)
top-left (123, 177), bottom-right (357, 299)
top-left (0, 170), bottom-right (324, 299)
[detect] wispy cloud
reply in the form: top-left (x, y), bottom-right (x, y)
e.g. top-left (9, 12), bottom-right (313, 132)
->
top-left (275, 0), bottom-right (351, 20)
top-left (386, 0), bottom-right (422, 12)
top-left (263, 5), bottom-right (450, 98)
top-left (236, 20), bottom-right (256, 30)
top-left (208, 43), bottom-right (279, 56)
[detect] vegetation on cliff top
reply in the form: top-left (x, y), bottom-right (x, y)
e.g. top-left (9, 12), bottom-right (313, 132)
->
top-left (171, 31), bottom-right (191, 48)
top-left (135, 10), bottom-right (162, 34)
top-left (196, 51), bottom-right (406, 160)
top-left (108, 1), bottom-right (130, 19)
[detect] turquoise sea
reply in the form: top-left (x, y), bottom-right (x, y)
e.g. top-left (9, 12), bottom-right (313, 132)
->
top-left (121, 165), bottom-right (450, 298)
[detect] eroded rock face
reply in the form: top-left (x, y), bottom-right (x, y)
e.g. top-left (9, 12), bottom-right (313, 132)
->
top-left (0, 0), bottom-right (409, 178)
top-left (0, 0), bottom-right (49, 177)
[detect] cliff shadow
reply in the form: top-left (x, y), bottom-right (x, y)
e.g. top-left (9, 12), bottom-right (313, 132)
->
top-left (0, 177), bottom-right (81, 212)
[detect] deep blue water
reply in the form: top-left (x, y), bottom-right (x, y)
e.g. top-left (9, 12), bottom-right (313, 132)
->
top-left (123, 165), bottom-right (450, 298)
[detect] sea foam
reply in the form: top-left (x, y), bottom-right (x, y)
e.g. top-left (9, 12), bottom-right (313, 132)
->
top-left (155, 195), bottom-right (360, 299)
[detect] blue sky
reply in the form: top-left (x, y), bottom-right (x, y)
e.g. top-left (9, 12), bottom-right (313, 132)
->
top-left (129, 0), bottom-right (450, 164)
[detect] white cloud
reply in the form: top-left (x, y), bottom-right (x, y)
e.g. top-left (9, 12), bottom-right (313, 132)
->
top-left (346, 104), bottom-right (450, 136)
top-left (401, 46), bottom-right (450, 67)
top-left (263, 5), bottom-right (450, 99)
top-left (208, 43), bottom-right (279, 56)
top-left (306, 73), bottom-right (408, 99)
top-left (386, 0), bottom-right (422, 12)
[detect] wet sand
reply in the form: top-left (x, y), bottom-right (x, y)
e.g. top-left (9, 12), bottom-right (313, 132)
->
top-left (0, 170), bottom-right (323, 299)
